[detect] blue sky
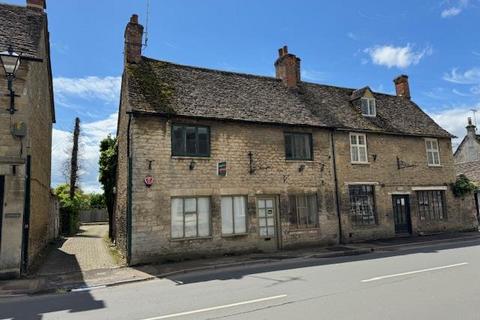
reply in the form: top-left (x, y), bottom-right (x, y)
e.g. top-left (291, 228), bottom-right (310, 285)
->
top-left (5, 0), bottom-right (480, 192)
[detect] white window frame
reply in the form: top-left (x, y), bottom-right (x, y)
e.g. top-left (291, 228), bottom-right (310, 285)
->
top-left (360, 98), bottom-right (376, 117)
top-left (425, 138), bottom-right (441, 167)
top-left (171, 197), bottom-right (211, 239)
top-left (350, 133), bottom-right (369, 164)
top-left (221, 196), bottom-right (248, 235)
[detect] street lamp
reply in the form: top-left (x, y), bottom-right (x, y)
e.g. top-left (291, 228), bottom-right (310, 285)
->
top-left (0, 46), bottom-right (21, 114)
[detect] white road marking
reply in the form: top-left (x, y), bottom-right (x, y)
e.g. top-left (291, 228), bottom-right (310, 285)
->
top-left (141, 294), bottom-right (288, 320)
top-left (361, 262), bottom-right (469, 283)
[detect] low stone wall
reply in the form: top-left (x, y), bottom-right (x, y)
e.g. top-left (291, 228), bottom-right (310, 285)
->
top-left (79, 209), bottom-right (109, 223)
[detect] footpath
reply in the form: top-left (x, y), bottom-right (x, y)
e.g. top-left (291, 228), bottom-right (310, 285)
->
top-left (1, 230), bottom-right (479, 297)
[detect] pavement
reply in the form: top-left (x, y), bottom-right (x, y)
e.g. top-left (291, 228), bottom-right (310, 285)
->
top-left (2, 232), bottom-right (480, 319)
top-left (1, 230), bottom-right (479, 298)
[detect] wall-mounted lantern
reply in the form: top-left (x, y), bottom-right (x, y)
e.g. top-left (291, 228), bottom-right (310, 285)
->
top-left (0, 46), bottom-right (21, 114)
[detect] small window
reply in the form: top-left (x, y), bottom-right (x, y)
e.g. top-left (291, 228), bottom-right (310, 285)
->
top-left (360, 98), bottom-right (376, 117)
top-left (349, 185), bottom-right (376, 225)
top-left (417, 190), bottom-right (446, 221)
top-left (350, 133), bottom-right (368, 163)
top-left (425, 138), bottom-right (441, 166)
top-left (285, 133), bottom-right (313, 160)
top-left (172, 124), bottom-right (210, 157)
top-left (221, 196), bottom-right (248, 235)
top-left (171, 197), bottom-right (211, 238)
top-left (288, 194), bottom-right (318, 229)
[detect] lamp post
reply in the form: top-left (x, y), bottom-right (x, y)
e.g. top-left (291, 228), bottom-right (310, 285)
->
top-left (0, 46), bottom-right (21, 114)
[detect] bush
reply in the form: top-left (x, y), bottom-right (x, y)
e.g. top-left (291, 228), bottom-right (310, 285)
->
top-left (451, 174), bottom-right (477, 198)
top-left (54, 184), bottom-right (89, 235)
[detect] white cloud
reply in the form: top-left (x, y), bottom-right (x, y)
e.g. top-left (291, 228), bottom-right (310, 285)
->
top-left (441, 7), bottom-right (462, 17)
top-left (430, 106), bottom-right (479, 149)
top-left (443, 67), bottom-right (480, 84)
top-left (52, 113), bottom-right (118, 193)
top-left (53, 76), bottom-right (121, 103)
top-left (364, 44), bottom-right (432, 68)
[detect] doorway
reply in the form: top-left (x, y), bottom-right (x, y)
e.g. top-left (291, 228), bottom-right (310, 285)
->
top-left (392, 195), bottom-right (412, 234)
top-left (257, 197), bottom-right (280, 250)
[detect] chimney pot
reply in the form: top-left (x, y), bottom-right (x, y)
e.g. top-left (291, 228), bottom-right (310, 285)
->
top-left (124, 14), bottom-right (144, 64)
top-left (26, 0), bottom-right (46, 10)
top-left (274, 45), bottom-right (301, 89)
top-left (393, 74), bottom-right (411, 100)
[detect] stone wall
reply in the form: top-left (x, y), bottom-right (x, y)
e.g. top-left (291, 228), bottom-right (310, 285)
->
top-left (25, 29), bottom-right (54, 266)
top-left (128, 116), bottom-right (339, 264)
top-left (333, 131), bottom-right (478, 242)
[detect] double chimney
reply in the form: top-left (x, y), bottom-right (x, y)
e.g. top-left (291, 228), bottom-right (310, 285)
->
top-left (393, 74), bottom-right (411, 100)
top-left (26, 0), bottom-right (46, 10)
top-left (275, 46), bottom-right (301, 89)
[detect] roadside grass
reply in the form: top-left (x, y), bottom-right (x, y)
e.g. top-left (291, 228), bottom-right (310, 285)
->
top-left (103, 233), bottom-right (126, 266)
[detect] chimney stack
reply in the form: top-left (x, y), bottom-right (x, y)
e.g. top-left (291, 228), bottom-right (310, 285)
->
top-left (26, 0), bottom-right (46, 10)
top-left (274, 46), bottom-right (301, 89)
top-left (124, 14), bottom-right (144, 64)
top-left (467, 117), bottom-right (476, 136)
top-left (393, 75), bottom-right (411, 99)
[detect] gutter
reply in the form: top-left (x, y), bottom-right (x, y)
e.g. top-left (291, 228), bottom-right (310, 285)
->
top-left (126, 113), bottom-right (133, 265)
top-left (21, 155), bottom-right (31, 274)
top-left (330, 129), bottom-right (343, 245)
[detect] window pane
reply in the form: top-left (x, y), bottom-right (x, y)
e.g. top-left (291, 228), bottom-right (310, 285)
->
top-left (431, 140), bottom-right (438, 150)
top-left (433, 151), bottom-right (440, 165)
top-left (350, 135), bottom-right (357, 145)
top-left (349, 185), bottom-right (375, 225)
top-left (184, 213), bottom-right (197, 237)
top-left (361, 99), bottom-right (369, 114)
top-left (184, 198), bottom-right (196, 212)
top-left (285, 134), bottom-right (293, 159)
top-left (234, 196), bottom-right (247, 233)
top-left (197, 197), bottom-right (210, 236)
top-left (426, 140), bottom-right (432, 149)
top-left (358, 135), bottom-right (365, 145)
top-left (307, 194), bottom-right (318, 226)
top-left (172, 126), bottom-right (185, 156)
top-left (198, 127), bottom-right (209, 155)
top-left (303, 135), bottom-right (312, 159)
top-left (221, 197), bottom-right (234, 234)
top-left (171, 198), bottom-right (184, 238)
top-left (351, 146), bottom-right (359, 162)
top-left (186, 127), bottom-right (197, 155)
top-left (359, 146), bottom-right (367, 162)
top-left (427, 151), bottom-right (434, 165)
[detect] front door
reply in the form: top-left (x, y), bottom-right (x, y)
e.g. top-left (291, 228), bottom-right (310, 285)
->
top-left (257, 197), bottom-right (279, 249)
top-left (392, 195), bottom-right (412, 234)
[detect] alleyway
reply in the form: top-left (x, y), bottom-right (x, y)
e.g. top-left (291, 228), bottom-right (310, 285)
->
top-left (37, 224), bottom-right (117, 276)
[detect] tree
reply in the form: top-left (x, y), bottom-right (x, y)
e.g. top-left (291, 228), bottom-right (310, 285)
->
top-left (89, 193), bottom-right (106, 209)
top-left (99, 135), bottom-right (117, 239)
top-left (69, 117), bottom-right (81, 200)
top-left (54, 184), bottom-right (89, 234)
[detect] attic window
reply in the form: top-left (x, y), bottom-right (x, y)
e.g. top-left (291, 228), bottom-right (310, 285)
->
top-left (360, 98), bottom-right (376, 117)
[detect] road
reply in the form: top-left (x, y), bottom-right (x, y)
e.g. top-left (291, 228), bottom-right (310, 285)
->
top-left (1, 238), bottom-right (480, 320)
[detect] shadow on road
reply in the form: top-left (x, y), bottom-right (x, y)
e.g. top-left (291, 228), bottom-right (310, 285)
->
top-left (160, 237), bottom-right (480, 285)
top-left (0, 291), bottom-right (105, 320)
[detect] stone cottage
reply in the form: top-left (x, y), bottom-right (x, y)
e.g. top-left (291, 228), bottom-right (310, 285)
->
top-left (115, 15), bottom-right (477, 265)
top-left (454, 117), bottom-right (480, 217)
top-left (0, 0), bottom-right (56, 278)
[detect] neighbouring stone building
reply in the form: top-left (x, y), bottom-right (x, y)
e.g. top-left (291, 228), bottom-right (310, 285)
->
top-left (115, 15), bottom-right (478, 265)
top-left (0, 0), bottom-right (56, 278)
top-left (454, 117), bottom-right (480, 217)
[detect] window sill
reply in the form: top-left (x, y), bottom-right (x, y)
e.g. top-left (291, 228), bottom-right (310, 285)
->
top-left (288, 227), bottom-right (320, 232)
top-left (221, 233), bottom-right (249, 238)
top-left (285, 159), bottom-right (314, 163)
top-left (427, 164), bottom-right (443, 168)
top-left (171, 156), bottom-right (211, 160)
top-left (351, 162), bottom-right (370, 165)
top-left (170, 236), bottom-right (213, 242)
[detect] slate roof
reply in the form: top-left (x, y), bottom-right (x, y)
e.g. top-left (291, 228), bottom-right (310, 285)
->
top-left (126, 57), bottom-right (453, 138)
top-left (455, 161), bottom-right (480, 184)
top-left (0, 3), bottom-right (45, 56)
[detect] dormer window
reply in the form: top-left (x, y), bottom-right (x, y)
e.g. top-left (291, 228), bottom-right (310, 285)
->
top-left (361, 98), bottom-right (376, 117)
